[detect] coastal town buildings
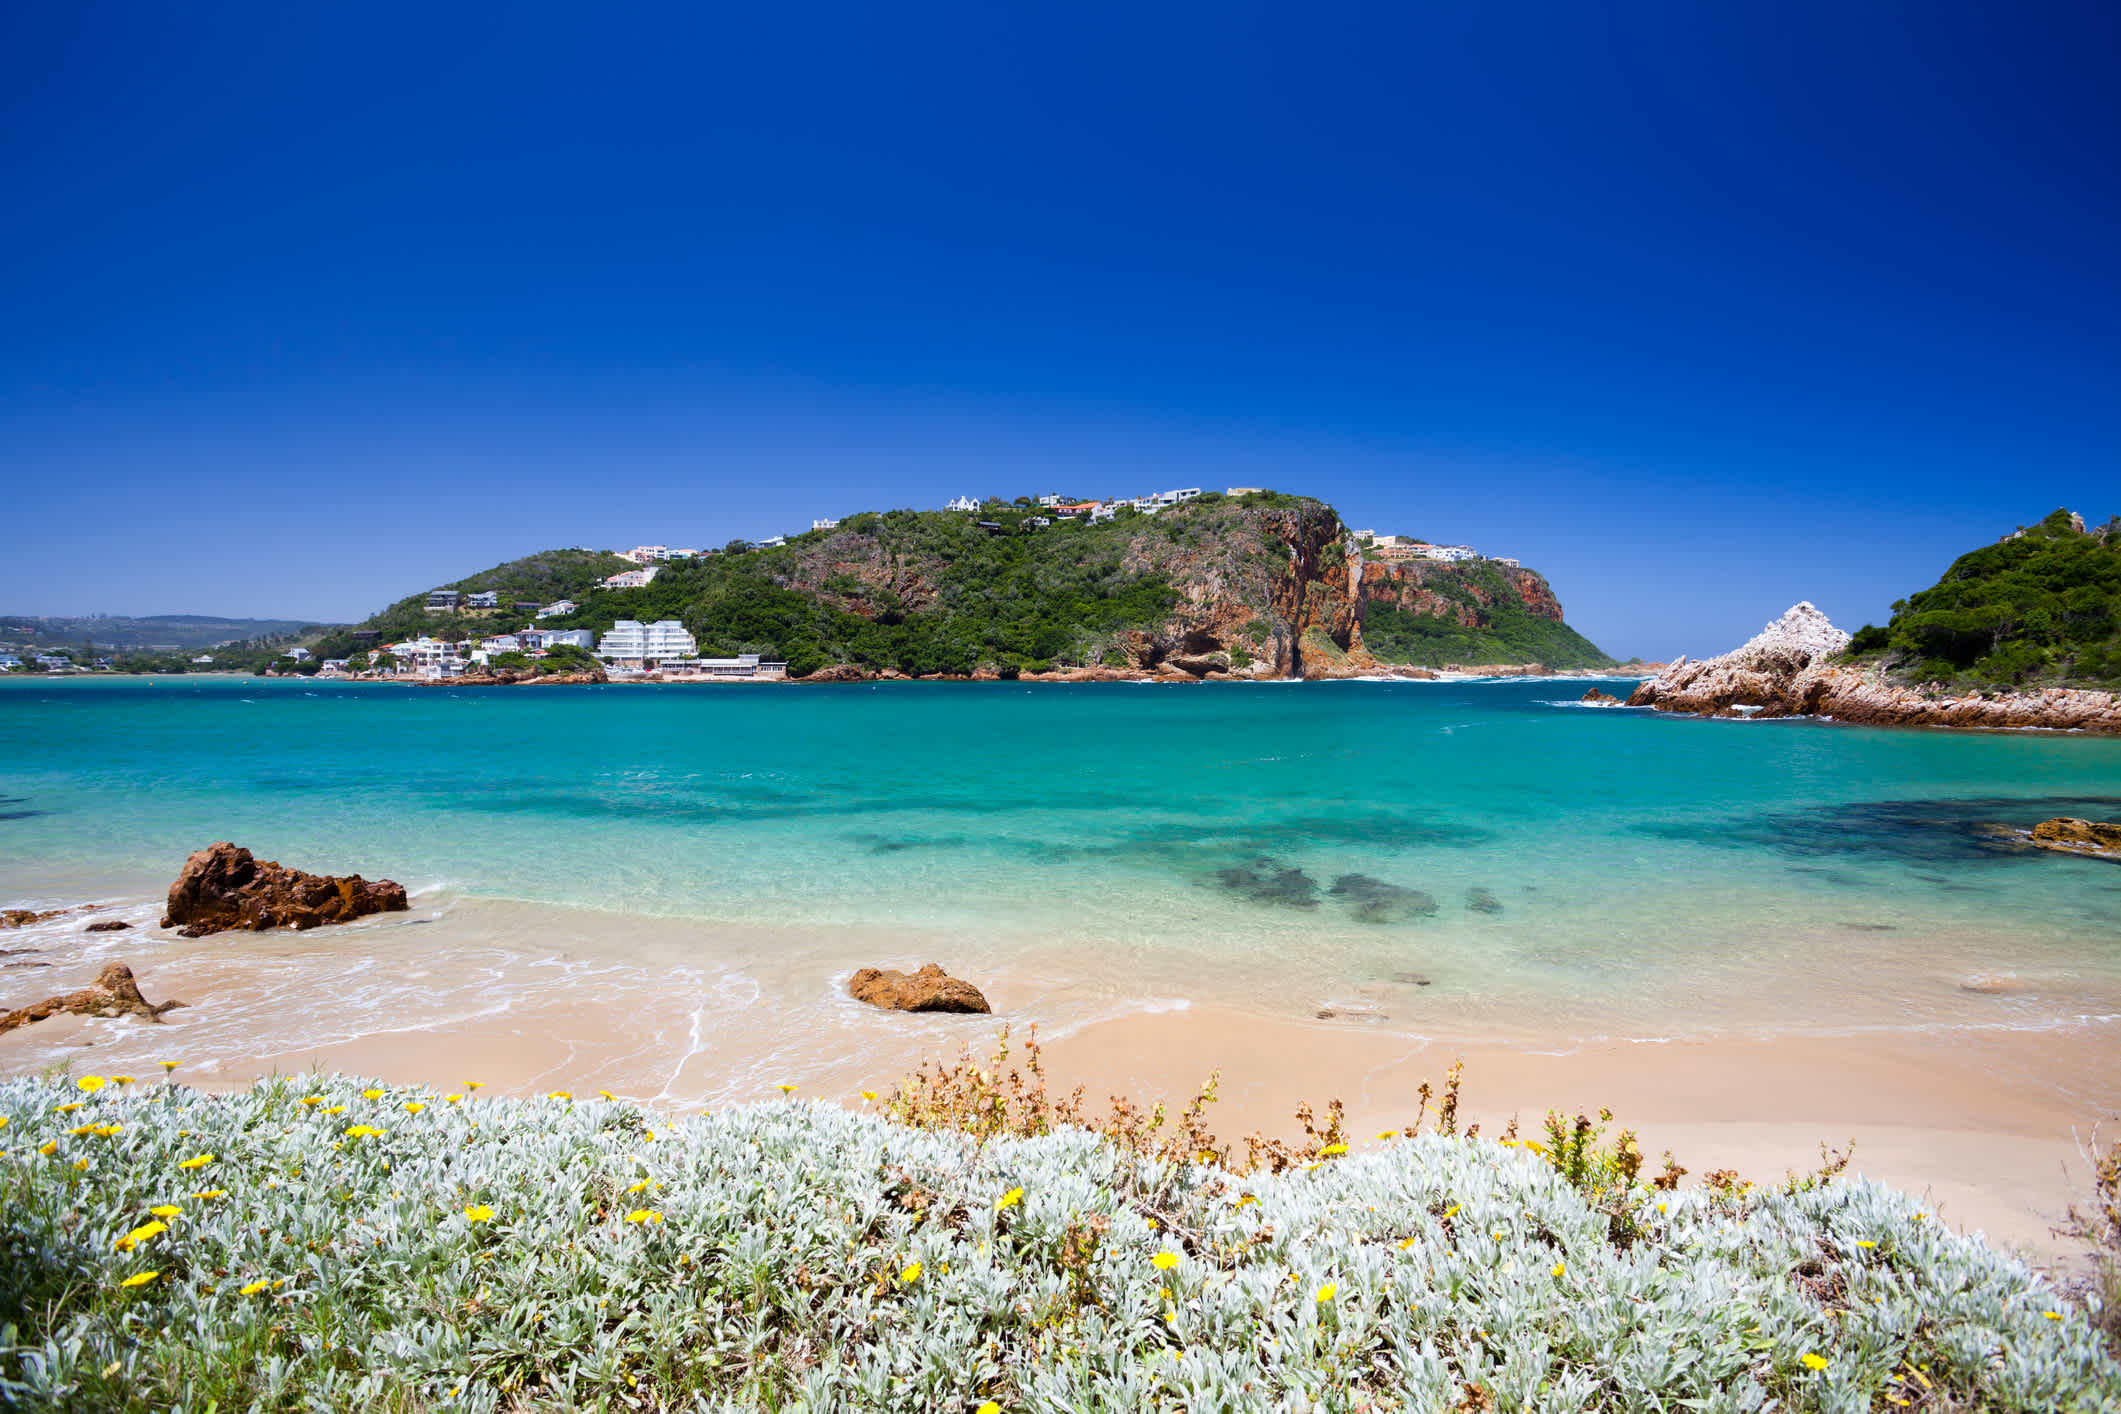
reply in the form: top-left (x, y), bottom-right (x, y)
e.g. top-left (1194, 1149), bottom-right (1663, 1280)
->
top-left (812, 518), bottom-right (840, 531)
top-left (382, 637), bottom-right (468, 680)
top-left (945, 495), bottom-right (980, 512)
top-left (426, 590), bottom-right (461, 611)
top-left (535, 600), bottom-right (578, 618)
top-left (659, 653), bottom-right (789, 680)
top-left (465, 591), bottom-right (500, 610)
top-left (600, 567), bottom-right (660, 590)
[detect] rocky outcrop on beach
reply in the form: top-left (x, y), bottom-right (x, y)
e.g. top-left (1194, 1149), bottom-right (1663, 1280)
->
top-left (2025, 818), bottom-right (2121, 861)
top-left (161, 842), bottom-right (409, 937)
top-left (847, 963), bottom-right (992, 1014)
top-left (1580, 688), bottom-right (1623, 705)
top-left (0, 962), bottom-right (185, 1035)
top-left (85, 919), bottom-right (131, 932)
top-left (1628, 603), bottom-right (2121, 732)
top-left (1626, 604), bottom-right (1850, 716)
top-left (3, 906), bottom-right (91, 929)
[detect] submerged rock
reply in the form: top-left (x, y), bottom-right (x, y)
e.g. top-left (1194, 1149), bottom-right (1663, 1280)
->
top-left (847, 963), bottom-right (991, 1014)
top-left (1465, 887), bottom-right (1503, 915)
top-left (2026, 817), bottom-right (2121, 862)
top-left (1327, 874), bottom-right (1439, 923)
top-left (1579, 688), bottom-right (1623, 706)
top-left (1214, 860), bottom-right (1321, 909)
top-left (0, 962), bottom-right (186, 1035)
top-left (161, 842), bottom-right (409, 938)
top-left (85, 919), bottom-right (131, 933)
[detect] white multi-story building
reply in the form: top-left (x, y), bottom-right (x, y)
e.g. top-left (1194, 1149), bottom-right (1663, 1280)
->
top-left (946, 495), bottom-right (980, 512)
top-left (759, 535), bottom-right (787, 548)
top-left (812, 518), bottom-right (839, 532)
top-left (480, 635), bottom-right (523, 654)
top-left (521, 628), bottom-right (595, 651)
top-left (621, 545), bottom-right (669, 564)
top-left (601, 566), bottom-right (661, 590)
top-left (465, 591), bottom-right (500, 610)
top-left (644, 620), bottom-right (696, 658)
top-left (536, 600), bottom-right (579, 618)
top-left (1089, 503), bottom-right (1116, 522)
top-left (596, 619), bottom-right (697, 667)
top-left (1412, 544), bottom-right (1479, 562)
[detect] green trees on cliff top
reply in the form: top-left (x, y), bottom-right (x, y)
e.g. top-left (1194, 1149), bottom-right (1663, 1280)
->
top-left (1845, 509), bottom-right (2121, 689)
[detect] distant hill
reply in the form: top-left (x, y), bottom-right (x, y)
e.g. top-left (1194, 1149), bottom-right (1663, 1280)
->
top-left (1844, 508), bottom-right (2121, 689)
top-left (0, 614), bottom-right (331, 653)
top-left (316, 494), bottom-right (1612, 677)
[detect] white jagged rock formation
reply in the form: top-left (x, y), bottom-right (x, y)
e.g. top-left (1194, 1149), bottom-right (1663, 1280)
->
top-left (1628, 603), bottom-right (2121, 732)
top-left (1625, 603), bottom-right (1849, 716)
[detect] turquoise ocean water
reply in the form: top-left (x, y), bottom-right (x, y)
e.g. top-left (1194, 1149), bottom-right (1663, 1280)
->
top-left (4, 676), bottom-right (2121, 1093)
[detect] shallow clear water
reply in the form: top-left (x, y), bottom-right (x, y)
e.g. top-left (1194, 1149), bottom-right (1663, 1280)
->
top-left (4, 675), bottom-right (2120, 1055)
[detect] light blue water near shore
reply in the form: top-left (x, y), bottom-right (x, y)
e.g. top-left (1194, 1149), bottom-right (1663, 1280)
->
top-left (4, 676), bottom-right (2121, 1050)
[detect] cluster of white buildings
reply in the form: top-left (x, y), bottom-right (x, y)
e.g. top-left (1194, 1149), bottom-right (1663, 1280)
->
top-left (945, 487), bottom-right (1228, 522)
top-left (336, 617), bottom-right (783, 683)
top-left (1350, 530), bottom-right (1519, 569)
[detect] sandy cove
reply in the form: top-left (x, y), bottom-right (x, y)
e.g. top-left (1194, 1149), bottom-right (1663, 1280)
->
top-left (7, 947), bottom-right (2114, 1267)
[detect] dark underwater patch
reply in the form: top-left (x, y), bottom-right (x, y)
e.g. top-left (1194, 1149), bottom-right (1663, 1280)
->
top-left (1465, 887), bottom-right (1503, 914)
top-left (1632, 796), bottom-right (2121, 866)
top-left (1328, 874), bottom-right (1440, 923)
top-left (1213, 859), bottom-right (1321, 909)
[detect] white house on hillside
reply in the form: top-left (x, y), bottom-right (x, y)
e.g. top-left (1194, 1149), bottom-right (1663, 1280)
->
top-left (601, 567), bottom-right (661, 590)
top-left (946, 496), bottom-right (979, 512)
top-left (536, 600), bottom-right (579, 618)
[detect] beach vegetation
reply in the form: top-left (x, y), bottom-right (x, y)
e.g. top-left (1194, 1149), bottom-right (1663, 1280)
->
top-left (1, 1061), bottom-right (2112, 1411)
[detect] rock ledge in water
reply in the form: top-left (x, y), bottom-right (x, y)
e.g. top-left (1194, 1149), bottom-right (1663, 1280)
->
top-left (0, 962), bottom-right (186, 1035)
top-left (161, 842), bottom-right (409, 938)
top-left (2026, 817), bottom-right (2121, 862)
top-left (847, 963), bottom-right (992, 1013)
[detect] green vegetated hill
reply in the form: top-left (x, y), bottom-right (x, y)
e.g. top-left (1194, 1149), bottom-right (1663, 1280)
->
top-left (1358, 559), bottom-right (1615, 669)
top-left (320, 493), bottom-right (1612, 678)
top-left (1845, 508), bottom-right (2121, 689)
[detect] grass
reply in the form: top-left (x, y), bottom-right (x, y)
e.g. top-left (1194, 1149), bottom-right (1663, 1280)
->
top-left (1, 1055), bottom-right (2116, 1412)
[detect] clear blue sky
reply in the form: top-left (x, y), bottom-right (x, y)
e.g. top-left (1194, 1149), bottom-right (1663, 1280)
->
top-left (3, 2), bottom-right (2114, 658)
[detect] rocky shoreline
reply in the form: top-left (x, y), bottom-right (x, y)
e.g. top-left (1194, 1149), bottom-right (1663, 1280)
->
top-left (1627, 603), bottom-right (2121, 734)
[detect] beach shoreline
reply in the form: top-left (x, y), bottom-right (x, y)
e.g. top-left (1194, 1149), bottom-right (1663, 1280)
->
top-left (8, 929), bottom-right (2114, 1266)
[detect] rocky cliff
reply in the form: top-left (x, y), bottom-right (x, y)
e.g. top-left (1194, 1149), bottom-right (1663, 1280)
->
top-left (1629, 602), bottom-right (2121, 732)
top-left (341, 493), bottom-right (1611, 681)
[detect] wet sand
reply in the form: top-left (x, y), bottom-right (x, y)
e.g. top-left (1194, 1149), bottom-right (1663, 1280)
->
top-left (7, 938), bottom-right (2114, 1264)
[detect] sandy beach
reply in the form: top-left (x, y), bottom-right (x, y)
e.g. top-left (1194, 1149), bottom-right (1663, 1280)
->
top-left (9, 936), bottom-right (2115, 1266)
